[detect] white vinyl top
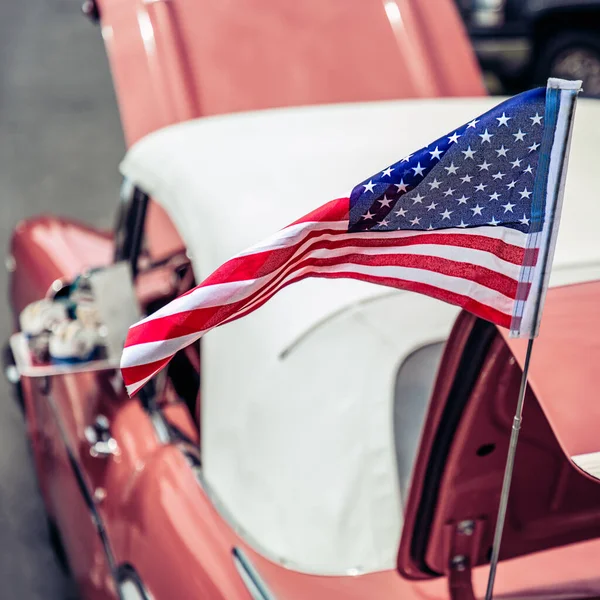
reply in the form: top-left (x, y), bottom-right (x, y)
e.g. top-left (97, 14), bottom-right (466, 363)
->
top-left (120, 98), bottom-right (600, 574)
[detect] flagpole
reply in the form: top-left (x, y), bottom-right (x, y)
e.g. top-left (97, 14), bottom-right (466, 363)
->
top-left (484, 77), bottom-right (581, 600)
top-left (484, 336), bottom-right (534, 600)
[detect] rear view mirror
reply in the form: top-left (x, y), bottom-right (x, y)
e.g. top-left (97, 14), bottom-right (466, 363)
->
top-left (10, 262), bottom-right (141, 378)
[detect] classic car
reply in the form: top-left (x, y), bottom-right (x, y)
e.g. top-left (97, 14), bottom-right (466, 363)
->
top-left (6, 94), bottom-right (600, 600)
top-left (454, 0), bottom-right (600, 97)
top-left (5, 1), bottom-right (600, 599)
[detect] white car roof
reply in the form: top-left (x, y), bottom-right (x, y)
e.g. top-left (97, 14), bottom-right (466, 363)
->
top-left (120, 98), bottom-right (600, 574)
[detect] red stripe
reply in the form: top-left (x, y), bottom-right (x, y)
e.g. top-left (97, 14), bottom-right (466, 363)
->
top-left (176, 216), bottom-right (526, 302)
top-left (125, 242), bottom-right (520, 346)
top-left (220, 269), bottom-right (512, 331)
top-left (128, 226), bottom-right (525, 346)
top-left (190, 227), bottom-right (525, 292)
top-left (291, 197), bottom-right (350, 225)
top-left (122, 355), bottom-right (172, 388)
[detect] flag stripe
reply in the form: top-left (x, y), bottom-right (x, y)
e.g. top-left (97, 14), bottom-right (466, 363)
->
top-left (125, 239), bottom-right (520, 348)
top-left (133, 221), bottom-right (526, 328)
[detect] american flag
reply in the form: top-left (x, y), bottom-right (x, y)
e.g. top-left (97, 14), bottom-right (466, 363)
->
top-left (121, 84), bottom-right (576, 396)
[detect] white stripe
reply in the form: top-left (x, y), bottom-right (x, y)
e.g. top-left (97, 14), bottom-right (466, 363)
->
top-left (350, 225), bottom-right (528, 247)
top-left (240, 219), bottom-right (528, 258)
top-left (121, 331), bottom-right (205, 370)
top-left (125, 374), bottom-right (154, 396)
top-left (317, 243), bottom-right (522, 280)
top-left (134, 278), bottom-right (263, 327)
top-left (215, 241), bottom-right (520, 325)
top-left (123, 241), bottom-right (518, 369)
top-left (135, 225), bottom-right (526, 327)
top-left (123, 256), bottom-right (514, 371)
top-left (237, 220), bottom-right (347, 256)
top-left (230, 257), bottom-right (515, 324)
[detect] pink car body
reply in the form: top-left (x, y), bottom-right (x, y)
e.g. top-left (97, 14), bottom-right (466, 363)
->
top-left (7, 1), bottom-right (600, 599)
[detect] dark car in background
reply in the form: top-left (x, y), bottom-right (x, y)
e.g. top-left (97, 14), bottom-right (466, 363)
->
top-left (456, 0), bottom-right (600, 96)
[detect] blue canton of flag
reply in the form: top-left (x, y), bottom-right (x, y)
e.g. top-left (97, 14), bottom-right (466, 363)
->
top-left (349, 88), bottom-right (545, 235)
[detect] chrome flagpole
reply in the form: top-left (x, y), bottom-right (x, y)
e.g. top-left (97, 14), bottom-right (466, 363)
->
top-left (484, 337), bottom-right (534, 600)
top-left (484, 78), bottom-right (581, 600)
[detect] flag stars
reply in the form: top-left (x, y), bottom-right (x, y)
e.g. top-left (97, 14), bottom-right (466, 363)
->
top-left (471, 204), bottom-right (484, 216)
top-left (520, 214), bottom-right (530, 226)
top-left (412, 192), bottom-right (425, 204)
top-left (429, 146), bottom-right (443, 160)
top-left (530, 113), bottom-right (543, 125)
top-left (381, 166), bottom-right (394, 177)
top-left (363, 180), bottom-right (376, 193)
top-left (519, 188), bottom-right (532, 199)
top-left (395, 179), bottom-right (408, 192)
top-left (410, 216), bottom-right (421, 226)
top-left (488, 216), bottom-right (500, 226)
top-left (440, 209), bottom-right (453, 220)
top-left (462, 146), bottom-right (476, 160)
top-left (479, 129), bottom-right (493, 143)
top-left (496, 112), bottom-right (511, 126)
top-left (361, 210), bottom-right (375, 220)
top-left (448, 132), bottom-right (461, 144)
top-left (443, 187), bottom-right (455, 197)
top-left (492, 171), bottom-right (505, 180)
top-left (457, 220), bottom-right (468, 228)
top-left (426, 201), bottom-right (438, 211)
top-left (428, 178), bottom-right (441, 190)
top-left (489, 191), bottom-right (501, 202)
top-left (456, 194), bottom-right (469, 205)
top-left (513, 129), bottom-right (527, 141)
top-left (524, 164), bottom-right (533, 174)
top-left (394, 207), bottom-right (407, 217)
top-left (510, 158), bottom-right (522, 169)
top-left (444, 162), bottom-right (459, 175)
top-left (478, 160), bottom-right (491, 171)
top-left (377, 218), bottom-right (389, 227)
top-left (475, 183), bottom-right (487, 192)
top-left (496, 145), bottom-right (509, 157)
top-left (528, 142), bottom-right (540, 153)
top-left (467, 118), bottom-right (480, 128)
top-left (460, 174), bottom-right (473, 184)
top-left (401, 153), bottom-right (413, 163)
top-left (378, 194), bottom-right (393, 208)
top-left (412, 162), bottom-right (425, 176)
top-left (502, 201), bottom-right (515, 213)
top-left (507, 180), bottom-right (517, 189)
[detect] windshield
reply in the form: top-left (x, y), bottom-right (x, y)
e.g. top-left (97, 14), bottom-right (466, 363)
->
top-left (394, 342), bottom-right (445, 507)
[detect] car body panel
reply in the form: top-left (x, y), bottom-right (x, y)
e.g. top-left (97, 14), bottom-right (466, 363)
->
top-left (97, 0), bottom-right (486, 282)
top-left (9, 216), bottom-right (113, 318)
top-left (398, 283), bottom-right (600, 588)
top-left (12, 0), bottom-right (600, 598)
top-left (503, 280), bottom-right (600, 480)
top-left (96, 0), bottom-right (484, 146)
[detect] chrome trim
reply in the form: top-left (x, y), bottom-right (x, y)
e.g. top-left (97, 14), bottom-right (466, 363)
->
top-left (149, 410), bottom-right (171, 444)
top-left (42, 389), bottom-right (124, 600)
top-left (233, 547), bottom-right (277, 600)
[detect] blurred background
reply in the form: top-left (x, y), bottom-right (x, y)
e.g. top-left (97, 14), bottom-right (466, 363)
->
top-left (0, 1), bottom-right (122, 597)
top-left (0, 0), bottom-right (598, 597)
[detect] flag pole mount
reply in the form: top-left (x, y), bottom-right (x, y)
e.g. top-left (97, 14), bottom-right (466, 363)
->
top-left (484, 337), bottom-right (534, 600)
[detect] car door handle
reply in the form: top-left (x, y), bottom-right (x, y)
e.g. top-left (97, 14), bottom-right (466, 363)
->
top-left (84, 414), bottom-right (119, 458)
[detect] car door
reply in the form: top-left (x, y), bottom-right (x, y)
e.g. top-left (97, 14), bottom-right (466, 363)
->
top-left (22, 370), bottom-right (119, 600)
